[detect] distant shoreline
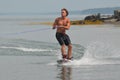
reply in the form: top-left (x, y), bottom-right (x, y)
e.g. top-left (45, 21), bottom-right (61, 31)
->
top-left (24, 20), bottom-right (120, 26)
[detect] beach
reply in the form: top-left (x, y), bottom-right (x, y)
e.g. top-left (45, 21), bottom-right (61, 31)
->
top-left (0, 14), bottom-right (120, 80)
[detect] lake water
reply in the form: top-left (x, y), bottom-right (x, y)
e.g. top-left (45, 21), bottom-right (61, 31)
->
top-left (0, 14), bottom-right (120, 80)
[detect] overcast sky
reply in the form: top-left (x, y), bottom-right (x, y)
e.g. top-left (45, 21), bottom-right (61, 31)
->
top-left (0, 0), bottom-right (120, 13)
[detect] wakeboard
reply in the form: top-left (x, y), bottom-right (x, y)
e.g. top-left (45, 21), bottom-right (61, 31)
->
top-left (57, 59), bottom-right (72, 64)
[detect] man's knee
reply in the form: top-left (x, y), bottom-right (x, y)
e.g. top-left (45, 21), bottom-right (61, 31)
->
top-left (68, 44), bottom-right (72, 49)
top-left (61, 44), bottom-right (66, 48)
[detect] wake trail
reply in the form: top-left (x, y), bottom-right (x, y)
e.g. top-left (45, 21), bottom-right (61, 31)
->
top-left (0, 46), bottom-right (54, 52)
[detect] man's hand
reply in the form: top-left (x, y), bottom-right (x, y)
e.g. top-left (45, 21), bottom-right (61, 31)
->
top-left (52, 26), bottom-right (56, 29)
top-left (52, 26), bottom-right (58, 29)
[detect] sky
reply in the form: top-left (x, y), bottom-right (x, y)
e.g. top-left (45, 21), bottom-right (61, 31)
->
top-left (0, 0), bottom-right (120, 13)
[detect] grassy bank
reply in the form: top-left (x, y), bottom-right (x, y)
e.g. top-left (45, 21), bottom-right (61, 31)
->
top-left (25, 20), bottom-right (103, 25)
top-left (71, 20), bottom-right (103, 25)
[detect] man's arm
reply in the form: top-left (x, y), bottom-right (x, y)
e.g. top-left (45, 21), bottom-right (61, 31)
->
top-left (63, 18), bottom-right (70, 30)
top-left (52, 18), bottom-right (58, 29)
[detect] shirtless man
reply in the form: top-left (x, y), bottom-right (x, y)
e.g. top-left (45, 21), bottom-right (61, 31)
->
top-left (53, 8), bottom-right (72, 60)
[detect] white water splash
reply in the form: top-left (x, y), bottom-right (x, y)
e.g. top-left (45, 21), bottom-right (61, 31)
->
top-left (55, 42), bottom-right (120, 66)
top-left (85, 42), bottom-right (120, 58)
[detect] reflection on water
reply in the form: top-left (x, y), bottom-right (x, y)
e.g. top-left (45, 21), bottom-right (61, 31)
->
top-left (57, 66), bottom-right (72, 80)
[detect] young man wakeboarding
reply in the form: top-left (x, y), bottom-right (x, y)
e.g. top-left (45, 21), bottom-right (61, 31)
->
top-left (52, 8), bottom-right (72, 61)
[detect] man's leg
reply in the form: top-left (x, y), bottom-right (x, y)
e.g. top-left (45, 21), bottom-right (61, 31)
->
top-left (61, 44), bottom-right (67, 59)
top-left (67, 44), bottom-right (72, 59)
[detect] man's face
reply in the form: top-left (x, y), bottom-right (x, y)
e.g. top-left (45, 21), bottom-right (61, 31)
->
top-left (61, 10), bottom-right (67, 17)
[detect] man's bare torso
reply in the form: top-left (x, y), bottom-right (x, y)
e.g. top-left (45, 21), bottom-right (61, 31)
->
top-left (56, 17), bottom-right (70, 34)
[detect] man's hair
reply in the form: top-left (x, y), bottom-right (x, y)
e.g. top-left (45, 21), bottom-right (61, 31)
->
top-left (61, 8), bottom-right (69, 16)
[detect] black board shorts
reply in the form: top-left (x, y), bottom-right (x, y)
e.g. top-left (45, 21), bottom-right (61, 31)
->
top-left (56, 32), bottom-right (71, 46)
